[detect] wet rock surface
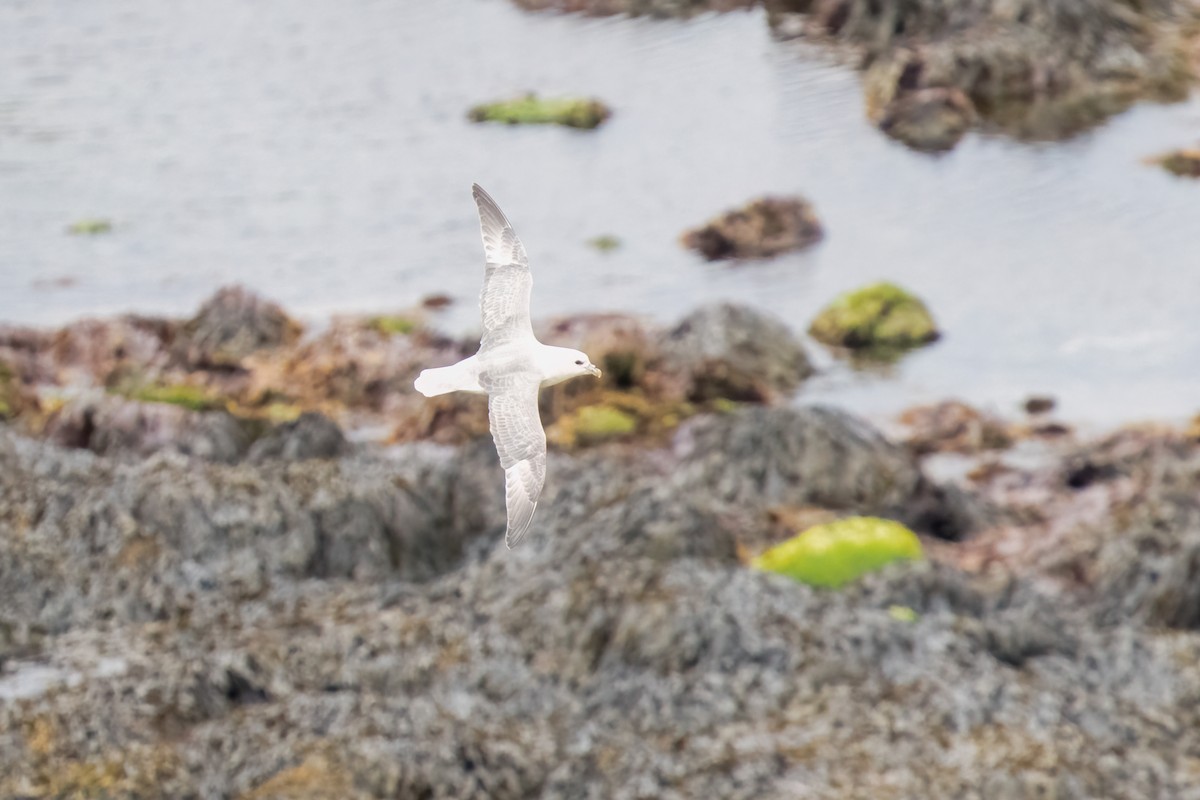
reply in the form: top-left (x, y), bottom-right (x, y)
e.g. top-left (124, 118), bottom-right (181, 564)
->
top-left (681, 196), bottom-right (824, 261)
top-left (660, 304), bottom-right (814, 402)
top-left (770, 0), bottom-right (1199, 148)
top-left (3, 294), bottom-right (1200, 798)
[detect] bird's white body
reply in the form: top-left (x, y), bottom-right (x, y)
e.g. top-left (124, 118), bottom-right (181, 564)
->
top-left (414, 345), bottom-right (595, 398)
top-left (413, 185), bottom-right (601, 547)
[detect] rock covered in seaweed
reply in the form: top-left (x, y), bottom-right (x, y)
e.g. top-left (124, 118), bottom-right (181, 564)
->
top-left (681, 196), bottom-right (824, 261)
top-left (769, 0), bottom-right (1199, 148)
top-left (468, 94), bottom-right (612, 129)
top-left (808, 281), bottom-right (940, 356)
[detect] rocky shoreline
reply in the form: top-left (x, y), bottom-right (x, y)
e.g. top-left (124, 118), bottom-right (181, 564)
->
top-left (507, 0), bottom-right (1200, 152)
top-left (1, 290), bottom-right (1198, 798)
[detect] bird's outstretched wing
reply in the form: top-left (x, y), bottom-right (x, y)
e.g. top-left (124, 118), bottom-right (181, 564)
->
top-left (472, 184), bottom-right (534, 351)
top-left (482, 371), bottom-right (546, 548)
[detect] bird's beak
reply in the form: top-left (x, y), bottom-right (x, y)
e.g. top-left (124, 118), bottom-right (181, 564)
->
top-left (588, 364), bottom-right (602, 378)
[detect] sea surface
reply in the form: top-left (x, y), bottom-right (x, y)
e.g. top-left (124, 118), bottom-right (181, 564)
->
top-left (2, 0), bottom-right (1198, 424)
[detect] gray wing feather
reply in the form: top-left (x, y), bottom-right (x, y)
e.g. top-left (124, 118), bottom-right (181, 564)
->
top-left (472, 184), bottom-right (534, 350)
top-left (484, 373), bottom-right (546, 548)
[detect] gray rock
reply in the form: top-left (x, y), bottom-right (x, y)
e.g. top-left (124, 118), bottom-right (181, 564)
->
top-left (2, 411), bottom-right (1200, 799)
top-left (247, 411), bottom-right (350, 463)
top-left (177, 285), bottom-right (300, 368)
top-left (659, 304), bottom-right (814, 402)
top-left (671, 405), bottom-right (979, 538)
top-left (43, 395), bottom-right (250, 463)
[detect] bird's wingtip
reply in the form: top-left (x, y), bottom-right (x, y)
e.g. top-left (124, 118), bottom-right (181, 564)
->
top-left (504, 502), bottom-right (538, 549)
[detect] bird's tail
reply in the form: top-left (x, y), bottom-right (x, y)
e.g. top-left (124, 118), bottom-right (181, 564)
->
top-left (414, 364), bottom-right (475, 397)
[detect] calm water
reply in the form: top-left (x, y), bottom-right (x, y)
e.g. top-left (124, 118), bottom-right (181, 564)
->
top-left (2, 0), bottom-right (1198, 424)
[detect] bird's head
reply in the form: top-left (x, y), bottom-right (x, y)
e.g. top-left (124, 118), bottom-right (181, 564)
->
top-left (543, 347), bottom-right (602, 386)
top-left (566, 349), bottom-right (602, 379)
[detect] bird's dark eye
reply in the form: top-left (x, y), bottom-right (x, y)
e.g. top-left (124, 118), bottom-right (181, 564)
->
top-left (574, 359), bottom-right (583, 365)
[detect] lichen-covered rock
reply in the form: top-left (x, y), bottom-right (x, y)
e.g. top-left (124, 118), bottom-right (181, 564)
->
top-left (681, 196), bottom-right (824, 261)
top-left (177, 285), bottom-right (302, 368)
top-left (468, 94), bottom-right (612, 129)
top-left (808, 281), bottom-right (940, 355)
top-left (659, 303), bottom-right (814, 402)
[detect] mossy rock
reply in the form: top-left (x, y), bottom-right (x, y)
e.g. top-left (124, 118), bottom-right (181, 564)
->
top-left (124, 382), bottom-right (224, 412)
top-left (752, 516), bottom-right (923, 588)
top-left (367, 314), bottom-right (419, 336)
top-left (808, 282), bottom-right (939, 355)
top-left (66, 218), bottom-right (113, 235)
top-left (468, 94), bottom-right (612, 130)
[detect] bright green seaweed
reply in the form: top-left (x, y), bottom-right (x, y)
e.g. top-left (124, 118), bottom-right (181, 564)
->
top-left (808, 282), bottom-right (939, 354)
top-left (753, 516), bottom-right (923, 588)
top-left (468, 94), bottom-right (612, 130)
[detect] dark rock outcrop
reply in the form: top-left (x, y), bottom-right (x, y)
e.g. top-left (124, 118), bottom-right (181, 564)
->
top-left (659, 304), bottom-right (814, 402)
top-left (247, 411), bottom-right (350, 463)
top-left (769, 0), bottom-right (1198, 148)
top-left (681, 196), bottom-right (823, 261)
top-left (176, 285), bottom-right (302, 369)
top-left (2, 409), bottom-right (1200, 798)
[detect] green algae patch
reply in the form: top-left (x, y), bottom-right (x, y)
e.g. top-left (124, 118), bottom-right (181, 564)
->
top-left (546, 391), bottom-right (695, 449)
top-left (0, 362), bottom-right (16, 418)
top-left (468, 94), bottom-right (612, 130)
top-left (124, 382), bottom-right (224, 412)
top-left (574, 404), bottom-right (637, 443)
top-left (66, 218), bottom-right (113, 235)
top-left (367, 314), bottom-right (419, 336)
top-left (752, 516), bottom-right (923, 588)
top-left (808, 282), bottom-right (939, 355)
top-left (588, 234), bottom-right (622, 252)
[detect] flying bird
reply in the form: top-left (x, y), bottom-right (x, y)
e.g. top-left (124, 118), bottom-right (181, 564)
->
top-left (414, 184), bottom-right (602, 547)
